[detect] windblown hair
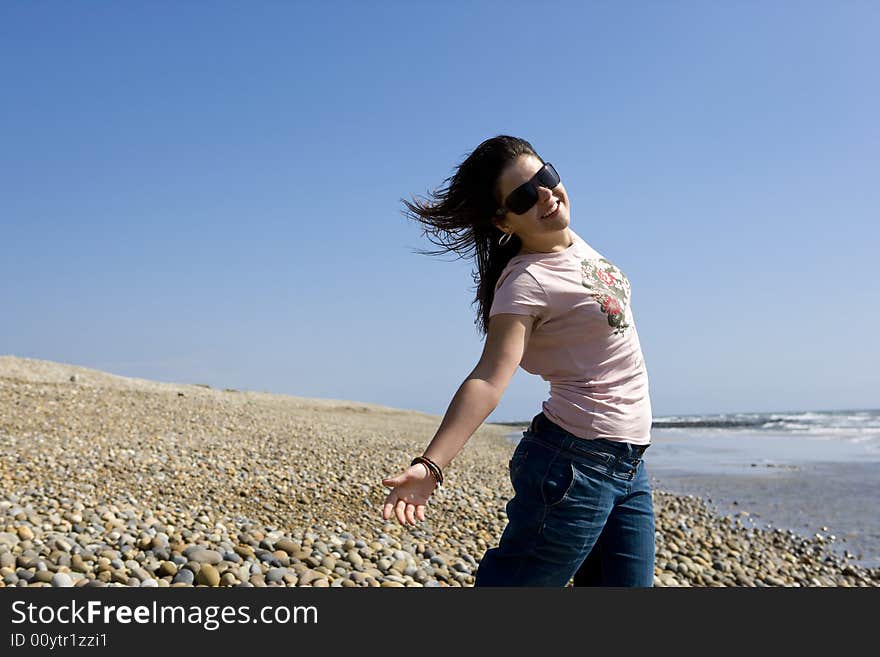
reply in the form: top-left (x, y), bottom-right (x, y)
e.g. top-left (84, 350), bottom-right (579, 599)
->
top-left (401, 135), bottom-right (541, 337)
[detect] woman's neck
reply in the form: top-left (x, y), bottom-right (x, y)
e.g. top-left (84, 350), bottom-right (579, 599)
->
top-left (518, 228), bottom-right (574, 255)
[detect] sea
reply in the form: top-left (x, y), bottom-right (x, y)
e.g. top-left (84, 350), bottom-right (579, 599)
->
top-left (652, 408), bottom-right (880, 448)
top-left (502, 409), bottom-right (880, 568)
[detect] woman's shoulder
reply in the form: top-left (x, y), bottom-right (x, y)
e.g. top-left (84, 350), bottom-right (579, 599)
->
top-left (495, 260), bottom-right (542, 292)
top-left (572, 232), bottom-right (605, 261)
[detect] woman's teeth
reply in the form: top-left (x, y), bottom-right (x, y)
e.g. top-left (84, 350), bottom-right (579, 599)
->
top-left (541, 201), bottom-right (560, 218)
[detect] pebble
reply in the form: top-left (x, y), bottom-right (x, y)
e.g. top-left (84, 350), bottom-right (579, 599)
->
top-left (157, 561), bottom-right (177, 577)
top-left (0, 359), bottom-right (876, 590)
top-left (51, 572), bottom-right (74, 587)
top-left (195, 564), bottom-right (220, 587)
top-left (183, 547), bottom-right (223, 565)
top-left (172, 569), bottom-right (195, 585)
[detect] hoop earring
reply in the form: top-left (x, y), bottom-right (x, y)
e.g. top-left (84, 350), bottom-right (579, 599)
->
top-left (498, 232), bottom-right (512, 247)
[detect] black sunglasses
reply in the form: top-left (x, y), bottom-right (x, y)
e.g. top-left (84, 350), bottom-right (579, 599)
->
top-left (495, 162), bottom-right (561, 216)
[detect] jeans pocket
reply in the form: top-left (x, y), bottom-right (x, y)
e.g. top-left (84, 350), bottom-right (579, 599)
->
top-left (541, 454), bottom-right (576, 507)
top-left (508, 442), bottom-right (529, 486)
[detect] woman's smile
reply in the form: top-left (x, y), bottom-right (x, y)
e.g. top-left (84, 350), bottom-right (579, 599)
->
top-left (540, 199), bottom-right (561, 219)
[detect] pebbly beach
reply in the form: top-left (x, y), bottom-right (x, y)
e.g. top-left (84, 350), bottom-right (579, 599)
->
top-left (1, 355), bottom-right (878, 588)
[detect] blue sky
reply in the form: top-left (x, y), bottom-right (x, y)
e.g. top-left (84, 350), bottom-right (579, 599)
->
top-left (2, 1), bottom-right (878, 421)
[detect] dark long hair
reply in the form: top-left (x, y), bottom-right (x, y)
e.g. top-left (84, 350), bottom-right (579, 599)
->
top-left (401, 135), bottom-right (541, 337)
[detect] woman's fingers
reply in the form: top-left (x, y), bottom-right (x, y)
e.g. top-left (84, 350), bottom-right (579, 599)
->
top-left (380, 470), bottom-right (432, 525)
top-left (383, 495), bottom-right (421, 526)
top-left (381, 493), bottom-right (396, 521)
top-left (395, 499), bottom-right (407, 525)
top-left (382, 485), bottom-right (402, 520)
top-left (382, 473), bottom-right (404, 488)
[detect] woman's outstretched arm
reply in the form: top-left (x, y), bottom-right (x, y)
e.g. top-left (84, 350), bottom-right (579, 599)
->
top-left (381, 313), bottom-right (535, 526)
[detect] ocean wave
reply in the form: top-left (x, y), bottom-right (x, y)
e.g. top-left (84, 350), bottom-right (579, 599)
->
top-left (653, 409), bottom-right (880, 434)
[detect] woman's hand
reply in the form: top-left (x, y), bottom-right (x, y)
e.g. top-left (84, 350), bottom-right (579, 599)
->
top-left (381, 463), bottom-right (437, 526)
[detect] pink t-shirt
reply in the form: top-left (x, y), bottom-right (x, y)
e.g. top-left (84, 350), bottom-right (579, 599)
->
top-left (489, 229), bottom-right (652, 445)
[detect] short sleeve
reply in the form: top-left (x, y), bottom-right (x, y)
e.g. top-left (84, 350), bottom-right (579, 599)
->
top-left (489, 268), bottom-right (547, 319)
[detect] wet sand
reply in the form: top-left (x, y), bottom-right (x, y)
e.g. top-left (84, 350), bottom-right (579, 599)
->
top-left (646, 430), bottom-right (880, 568)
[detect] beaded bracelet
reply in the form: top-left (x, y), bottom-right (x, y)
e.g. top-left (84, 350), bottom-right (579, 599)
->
top-left (411, 456), bottom-right (444, 486)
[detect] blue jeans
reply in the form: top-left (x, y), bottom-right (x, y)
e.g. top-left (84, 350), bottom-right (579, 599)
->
top-left (474, 412), bottom-right (655, 587)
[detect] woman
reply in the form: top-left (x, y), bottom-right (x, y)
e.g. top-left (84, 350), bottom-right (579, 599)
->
top-left (381, 135), bottom-right (655, 587)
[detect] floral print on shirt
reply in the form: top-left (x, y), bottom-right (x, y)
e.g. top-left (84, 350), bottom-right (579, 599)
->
top-left (580, 258), bottom-right (632, 335)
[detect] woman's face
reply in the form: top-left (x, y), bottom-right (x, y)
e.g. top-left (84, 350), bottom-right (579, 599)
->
top-left (493, 154), bottom-right (570, 246)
